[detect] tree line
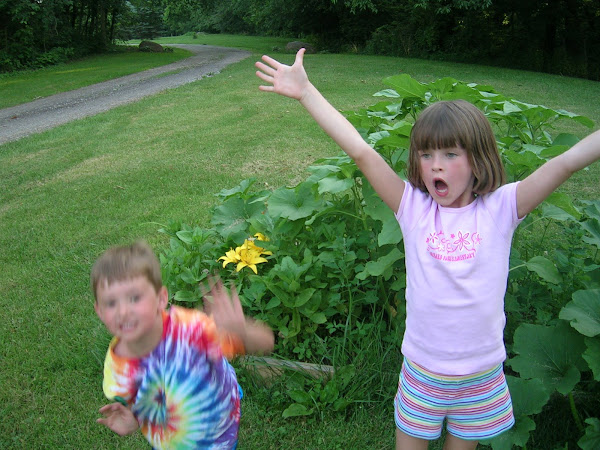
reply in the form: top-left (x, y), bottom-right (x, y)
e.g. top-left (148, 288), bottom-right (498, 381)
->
top-left (1, 0), bottom-right (599, 81)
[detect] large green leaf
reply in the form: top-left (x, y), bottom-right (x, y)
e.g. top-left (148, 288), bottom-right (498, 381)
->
top-left (382, 74), bottom-right (429, 99)
top-left (525, 256), bottom-right (561, 284)
top-left (581, 218), bottom-right (600, 249)
top-left (482, 376), bottom-right (549, 449)
top-left (485, 416), bottom-right (536, 450)
top-left (317, 176), bottom-right (355, 195)
top-left (509, 322), bottom-right (586, 395)
top-left (559, 289), bottom-right (600, 337)
top-left (506, 376), bottom-right (550, 417)
top-left (583, 337), bottom-right (600, 381)
top-left (268, 182), bottom-right (323, 221)
top-left (211, 196), bottom-right (265, 239)
top-left (578, 418), bottom-right (600, 450)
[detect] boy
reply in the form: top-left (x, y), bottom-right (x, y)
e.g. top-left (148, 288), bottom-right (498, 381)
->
top-left (92, 241), bottom-right (274, 448)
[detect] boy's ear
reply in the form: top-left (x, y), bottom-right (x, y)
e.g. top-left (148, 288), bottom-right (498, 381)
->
top-left (94, 300), bottom-right (102, 319)
top-left (158, 286), bottom-right (169, 309)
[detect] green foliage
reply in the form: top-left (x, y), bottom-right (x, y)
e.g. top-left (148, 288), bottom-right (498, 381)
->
top-left (159, 74), bottom-right (599, 444)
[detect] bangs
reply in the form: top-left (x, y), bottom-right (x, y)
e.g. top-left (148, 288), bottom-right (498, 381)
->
top-left (410, 107), bottom-right (465, 151)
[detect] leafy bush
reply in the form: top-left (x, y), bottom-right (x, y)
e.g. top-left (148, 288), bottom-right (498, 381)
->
top-left (159, 75), bottom-right (600, 447)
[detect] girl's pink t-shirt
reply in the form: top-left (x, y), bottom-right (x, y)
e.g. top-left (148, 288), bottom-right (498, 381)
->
top-left (396, 181), bottom-right (522, 375)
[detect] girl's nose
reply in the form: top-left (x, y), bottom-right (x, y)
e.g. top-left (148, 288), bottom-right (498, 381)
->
top-left (431, 154), bottom-right (443, 171)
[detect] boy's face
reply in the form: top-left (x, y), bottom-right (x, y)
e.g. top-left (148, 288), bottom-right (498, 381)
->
top-left (95, 275), bottom-right (168, 354)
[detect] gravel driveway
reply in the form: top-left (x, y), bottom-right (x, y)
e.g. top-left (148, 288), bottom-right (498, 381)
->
top-left (0, 44), bottom-right (251, 145)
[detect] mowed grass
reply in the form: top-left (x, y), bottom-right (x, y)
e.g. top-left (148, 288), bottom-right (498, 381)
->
top-left (0, 47), bottom-right (192, 108)
top-left (1, 35), bottom-right (599, 448)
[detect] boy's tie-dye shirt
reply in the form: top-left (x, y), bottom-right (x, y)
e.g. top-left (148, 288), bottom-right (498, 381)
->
top-left (102, 306), bottom-right (245, 449)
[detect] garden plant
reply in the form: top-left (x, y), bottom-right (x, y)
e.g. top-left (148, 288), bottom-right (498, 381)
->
top-left (159, 75), bottom-right (600, 449)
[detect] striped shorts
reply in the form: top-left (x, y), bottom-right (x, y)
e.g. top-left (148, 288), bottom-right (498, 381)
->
top-left (394, 358), bottom-right (514, 441)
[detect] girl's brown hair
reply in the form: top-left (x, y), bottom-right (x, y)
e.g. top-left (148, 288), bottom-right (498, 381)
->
top-left (90, 241), bottom-right (163, 300)
top-left (406, 100), bottom-right (506, 195)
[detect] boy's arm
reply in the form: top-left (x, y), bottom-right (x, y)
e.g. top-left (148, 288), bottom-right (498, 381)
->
top-left (517, 129), bottom-right (600, 218)
top-left (97, 402), bottom-right (139, 436)
top-left (255, 49), bottom-right (405, 213)
top-left (202, 277), bottom-right (275, 355)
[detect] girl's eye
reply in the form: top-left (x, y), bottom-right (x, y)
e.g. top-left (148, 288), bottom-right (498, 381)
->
top-left (106, 300), bottom-right (116, 308)
top-left (130, 295), bottom-right (140, 303)
top-left (447, 152), bottom-right (457, 158)
top-left (420, 153), bottom-right (431, 159)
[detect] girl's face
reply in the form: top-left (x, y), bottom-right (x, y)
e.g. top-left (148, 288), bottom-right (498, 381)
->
top-left (418, 146), bottom-right (475, 208)
top-left (95, 275), bottom-right (167, 357)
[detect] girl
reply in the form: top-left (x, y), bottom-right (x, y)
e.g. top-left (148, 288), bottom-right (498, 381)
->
top-left (255, 48), bottom-right (600, 450)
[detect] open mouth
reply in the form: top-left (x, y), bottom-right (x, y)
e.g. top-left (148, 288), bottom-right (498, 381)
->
top-left (434, 179), bottom-right (448, 196)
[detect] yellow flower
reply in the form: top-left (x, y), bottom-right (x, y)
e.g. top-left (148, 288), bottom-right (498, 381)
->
top-left (218, 248), bottom-right (240, 268)
top-left (248, 233), bottom-right (273, 256)
top-left (235, 246), bottom-right (268, 274)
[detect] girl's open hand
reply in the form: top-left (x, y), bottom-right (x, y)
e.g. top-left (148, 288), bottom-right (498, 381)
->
top-left (255, 48), bottom-right (309, 101)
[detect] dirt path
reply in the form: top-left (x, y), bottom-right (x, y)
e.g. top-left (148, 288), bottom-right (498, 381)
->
top-left (0, 45), bottom-right (251, 145)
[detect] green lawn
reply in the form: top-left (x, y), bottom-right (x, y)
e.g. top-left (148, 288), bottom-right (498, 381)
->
top-left (0, 47), bottom-right (192, 109)
top-left (1, 34), bottom-right (598, 449)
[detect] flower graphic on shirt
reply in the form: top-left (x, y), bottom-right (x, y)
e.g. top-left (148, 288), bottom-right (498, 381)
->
top-left (453, 231), bottom-right (471, 251)
top-left (426, 232), bottom-right (441, 250)
top-left (425, 229), bottom-right (481, 259)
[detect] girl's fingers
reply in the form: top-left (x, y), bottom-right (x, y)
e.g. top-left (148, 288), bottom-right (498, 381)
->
top-left (260, 54), bottom-right (280, 68)
top-left (255, 72), bottom-right (274, 85)
top-left (255, 61), bottom-right (276, 76)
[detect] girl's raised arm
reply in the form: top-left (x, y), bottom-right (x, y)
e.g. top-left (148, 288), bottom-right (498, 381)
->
top-left (255, 49), bottom-right (405, 212)
top-left (517, 129), bottom-right (600, 218)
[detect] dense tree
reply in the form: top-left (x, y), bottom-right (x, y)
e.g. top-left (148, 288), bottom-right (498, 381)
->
top-left (2, 0), bottom-right (599, 79)
top-left (0, 0), bottom-right (126, 71)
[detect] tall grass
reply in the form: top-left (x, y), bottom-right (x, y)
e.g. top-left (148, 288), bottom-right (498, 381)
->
top-left (0, 34), bottom-right (598, 448)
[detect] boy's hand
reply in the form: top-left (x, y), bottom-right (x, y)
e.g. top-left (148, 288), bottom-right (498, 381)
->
top-left (202, 276), bottom-right (247, 341)
top-left (97, 402), bottom-right (139, 436)
top-left (255, 48), bottom-right (309, 101)
top-left (202, 275), bottom-right (274, 354)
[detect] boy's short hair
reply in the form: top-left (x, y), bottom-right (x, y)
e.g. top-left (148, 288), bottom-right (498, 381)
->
top-left (406, 100), bottom-right (506, 195)
top-left (91, 241), bottom-right (163, 300)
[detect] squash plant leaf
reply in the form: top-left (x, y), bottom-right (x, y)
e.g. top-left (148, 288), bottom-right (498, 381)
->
top-left (559, 289), bottom-right (600, 337)
top-left (484, 416), bottom-right (536, 450)
top-left (482, 376), bottom-right (549, 449)
top-left (581, 218), bottom-right (600, 249)
top-left (508, 322), bottom-right (586, 395)
top-left (578, 418), bottom-right (600, 450)
top-left (211, 196), bottom-right (265, 240)
top-left (382, 74), bottom-right (429, 99)
top-left (583, 337), bottom-right (600, 381)
top-left (268, 182), bottom-right (323, 221)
